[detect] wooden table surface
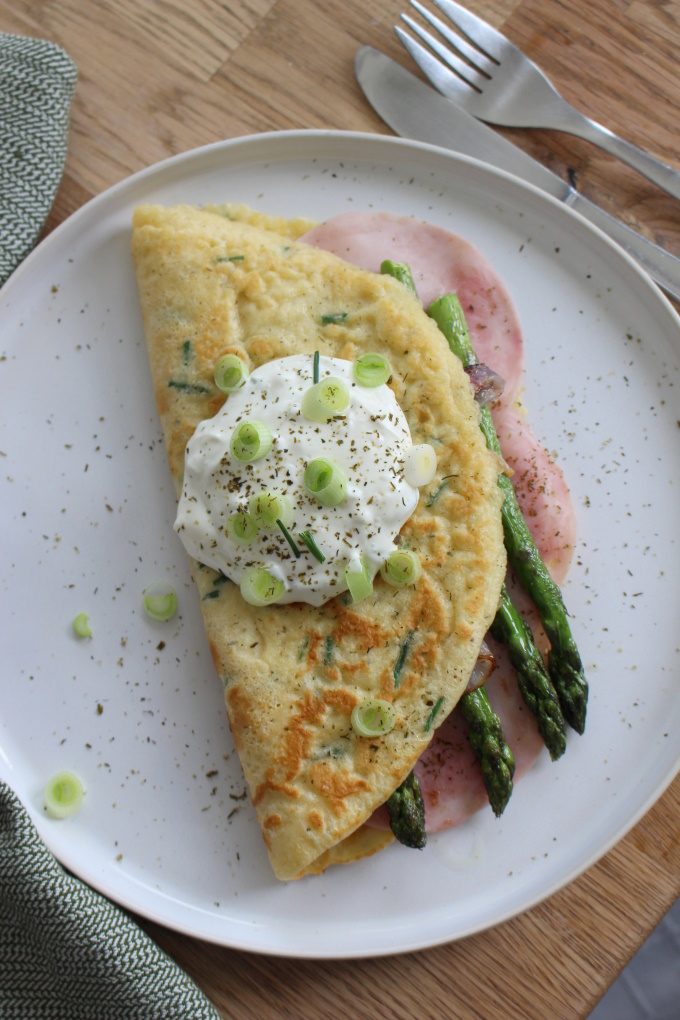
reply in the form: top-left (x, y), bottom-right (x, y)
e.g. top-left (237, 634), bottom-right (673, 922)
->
top-left (3, 1), bottom-right (679, 1016)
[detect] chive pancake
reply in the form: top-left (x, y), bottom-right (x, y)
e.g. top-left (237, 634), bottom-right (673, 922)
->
top-left (131, 203), bottom-right (506, 880)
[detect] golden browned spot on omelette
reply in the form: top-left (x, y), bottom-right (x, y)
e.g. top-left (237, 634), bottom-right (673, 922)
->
top-left (131, 202), bottom-right (506, 880)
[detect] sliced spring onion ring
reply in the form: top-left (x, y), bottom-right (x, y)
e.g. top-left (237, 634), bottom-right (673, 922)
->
top-left (304, 458), bottom-right (347, 506)
top-left (299, 530), bottom-right (325, 563)
top-left (226, 511), bottom-right (258, 544)
top-left (214, 353), bottom-right (249, 393)
top-left (351, 698), bottom-right (396, 738)
top-left (249, 491), bottom-right (293, 529)
top-left (230, 420), bottom-right (273, 462)
top-left (344, 558), bottom-right (373, 602)
top-left (353, 352), bottom-right (391, 387)
top-left (73, 613), bottom-right (92, 638)
top-left (142, 582), bottom-right (178, 621)
top-left (277, 519), bottom-right (301, 558)
top-left (404, 444), bottom-right (437, 487)
top-left (44, 771), bottom-right (84, 819)
top-left (300, 377), bottom-right (350, 422)
top-left (240, 567), bottom-right (285, 607)
top-left (380, 550), bottom-right (422, 588)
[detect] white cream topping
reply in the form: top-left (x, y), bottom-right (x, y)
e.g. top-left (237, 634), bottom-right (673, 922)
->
top-left (174, 354), bottom-right (422, 606)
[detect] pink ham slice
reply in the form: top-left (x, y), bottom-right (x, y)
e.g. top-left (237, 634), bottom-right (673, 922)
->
top-left (300, 212), bottom-right (525, 414)
top-left (369, 415), bottom-right (576, 833)
top-left (412, 408), bottom-right (577, 831)
top-left (492, 404), bottom-right (577, 589)
top-left (370, 639), bottom-right (546, 832)
top-left (304, 211), bottom-right (577, 833)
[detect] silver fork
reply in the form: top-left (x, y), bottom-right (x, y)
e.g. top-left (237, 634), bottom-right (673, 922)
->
top-left (397, 0), bottom-right (680, 201)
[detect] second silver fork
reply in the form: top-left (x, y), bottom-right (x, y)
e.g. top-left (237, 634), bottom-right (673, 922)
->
top-left (397, 0), bottom-right (680, 202)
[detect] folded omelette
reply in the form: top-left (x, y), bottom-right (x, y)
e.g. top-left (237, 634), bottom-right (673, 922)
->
top-left (131, 203), bottom-right (506, 880)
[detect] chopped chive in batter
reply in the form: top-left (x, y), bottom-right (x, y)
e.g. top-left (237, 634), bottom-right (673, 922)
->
top-left (213, 573), bottom-right (232, 586)
top-left (424, 696), bottom-right (445, 733)
top-left (394, 630), bottom-right (415, 687)
top-left (297, 635), bottom-right (310, 661)
top-left (168, 380), bottom-right (210, 394)
top-left (426, 479), bottom-right (449, 507)
top-left (215, 254), bottom-right (244, 263)
top-left (320, 311), bottom-right (347, 325)
top-left (182, 340), bottom-right (192, 364)
top-left (323, 636), bottom-right (333, 666)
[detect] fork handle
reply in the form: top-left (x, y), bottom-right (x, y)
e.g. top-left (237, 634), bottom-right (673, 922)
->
top-left (560, 108), bottom-right (680, 202)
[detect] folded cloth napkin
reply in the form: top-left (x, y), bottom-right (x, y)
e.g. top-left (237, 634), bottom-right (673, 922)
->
top-left (0, 782), bottom-right (222, 1019)
top-left (0, 31), bottom-right (77, 287)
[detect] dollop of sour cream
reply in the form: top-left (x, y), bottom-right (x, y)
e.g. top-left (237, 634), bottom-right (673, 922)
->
top-left (174, 354), bottom-right (428, 607)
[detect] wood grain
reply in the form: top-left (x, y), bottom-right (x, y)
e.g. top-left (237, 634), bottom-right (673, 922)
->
top-left (1, 0), bottom-right (678, 1016)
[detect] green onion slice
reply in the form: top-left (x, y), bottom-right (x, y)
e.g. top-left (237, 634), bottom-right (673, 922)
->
top-left (214, 354), bottom-right (249, 393)
top-left (304, 458), bottom-right (347, 506)
top-left (230, 420), bottom-right (273, 462)
top-left (143, 582), bottom-right (178, 621)
top-left (45, 771), bottom-right (84, 819)
top-left (353, 352), bottom-right (391, 388)
top-left (344, 557), bottom-right (373, 602)
top-left (299, 530), bottom-right (325, 563)
top-left (351, 698), bottom-right (396, 738)
top-left (249, 491), bottom-right (293, 530)
top-left (240, 567), bottom-right (285, 607)
top-left (380, 550), bottom-right (422, 588)
top-left (73, 613), bottom-right (92, 638)
top-left (404, 444), bottom-right (437, 487)
top-left (313, 349), bottom-right (320, 384)
top-left (226, 511), bottom-right (258, 544)
top-left (300, 378), bottom-right (350, 422)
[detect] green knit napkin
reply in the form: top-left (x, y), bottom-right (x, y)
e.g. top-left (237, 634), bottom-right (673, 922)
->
top-left (0, 782), bottom-right (222, 1019)
top-left (0, 32), bottom-right (77, 287)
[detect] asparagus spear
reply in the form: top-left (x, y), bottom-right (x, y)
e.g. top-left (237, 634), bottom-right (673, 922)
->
top-left (387, 771), bottom-right (427, 848)
top-left (459, 687), bottom-right (515, 817)
top-left (427, 293), bottom-right (588, 734)
top-left (380, 259), bottom-right (517, 816)
top-left (380, 259), bottom-right (418, 296)
top-left (491, 585), bottom-right (567, 760)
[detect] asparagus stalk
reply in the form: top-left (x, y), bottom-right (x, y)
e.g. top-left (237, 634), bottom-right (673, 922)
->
top-left (491, 585), bottom-right (567, 760)
top-left (380, 259), bottom-right (418, 296)
top-left (428, 294), bottom-right (588, 734)
top-left (387, 771), bottom-right (427, 848)
top-left (380, 258), bottom-right (517, 817)
top-left (459, 687), bottom-right (515, 817)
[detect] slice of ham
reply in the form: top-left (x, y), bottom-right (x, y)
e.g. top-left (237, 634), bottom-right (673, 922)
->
top-left (304, 211), bottom-right (576, 833)
top-left (410, 412), bottom-right (577, 832)
top-left (368, 415), bottom-right (575, 834)
top-left (492, 403), bottom-right (577, 588)
top-left (300, 212), bottom-right (525, 414)
top-left (370, 639), bottom-right (546, 832)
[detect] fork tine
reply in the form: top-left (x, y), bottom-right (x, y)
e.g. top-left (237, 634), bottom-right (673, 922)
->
top-left (399, 15), bottom-right (488, 90)
top-left (430, 0), bottom-right (515, 64)
top-left (409, 0), bottom-right (496, 75)
top-left (395, 24), bottom-right (482, 102)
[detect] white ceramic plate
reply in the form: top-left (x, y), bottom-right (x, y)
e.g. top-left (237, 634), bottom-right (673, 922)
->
top-left (1, 131), bottom-right (679, 958)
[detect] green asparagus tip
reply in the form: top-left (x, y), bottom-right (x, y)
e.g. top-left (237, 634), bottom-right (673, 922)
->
top-left (380, 259), bottom-right (418, 297)
top-left (387, 771), bottom-right (427, 849)
top-left (460, 687), bottom-right (515, 818)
